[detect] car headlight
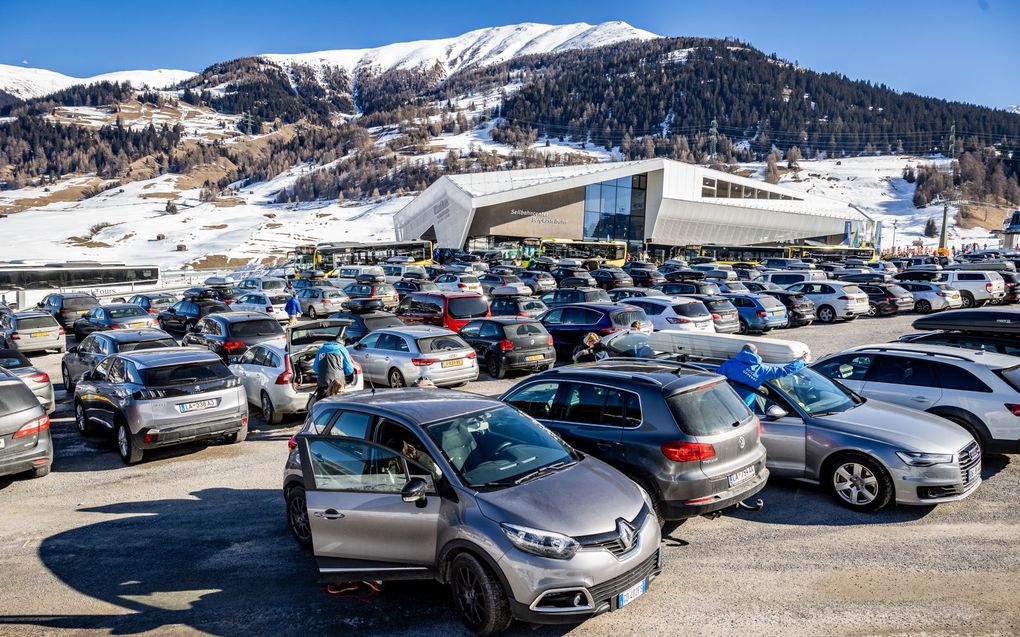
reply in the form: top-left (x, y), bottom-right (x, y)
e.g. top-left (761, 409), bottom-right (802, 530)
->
top-left (896, 451), bottom-right (953, 467)
top-left (500, 523), bottom-right (579, 560)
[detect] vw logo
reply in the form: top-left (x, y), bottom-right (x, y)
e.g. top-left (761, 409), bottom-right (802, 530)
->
top-left (616, 518), bottom-right (636, 551)
top-left (738, 436), bottom-right (746, 449)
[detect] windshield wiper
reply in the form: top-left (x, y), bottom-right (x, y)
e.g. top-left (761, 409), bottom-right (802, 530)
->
top-left (513, 460), bottom-right (577, 485)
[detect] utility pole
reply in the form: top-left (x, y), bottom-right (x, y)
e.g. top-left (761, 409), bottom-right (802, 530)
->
top-left (948, 121), bottom-right (955, 159)
top-left (709, 118), bottom-right (718, 160)
top-left (939, 201), bottom-right (950, 252)
top-left (892, 220), bottom-right (898, 254)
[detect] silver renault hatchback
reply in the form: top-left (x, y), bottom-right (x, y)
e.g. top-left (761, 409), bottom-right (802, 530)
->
top-left (283, 389), bottom-right (661, 635)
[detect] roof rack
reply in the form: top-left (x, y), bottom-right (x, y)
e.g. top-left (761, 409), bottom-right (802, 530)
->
top-left (854, 346), bottom-right (976, 362)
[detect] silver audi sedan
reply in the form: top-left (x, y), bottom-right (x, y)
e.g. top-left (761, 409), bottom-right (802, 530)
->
top-left (349, 326), bottom-right (479, 388)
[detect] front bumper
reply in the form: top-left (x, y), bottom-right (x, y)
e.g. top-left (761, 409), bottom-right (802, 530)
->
top-left (892, 462), bottom-right (981, 505)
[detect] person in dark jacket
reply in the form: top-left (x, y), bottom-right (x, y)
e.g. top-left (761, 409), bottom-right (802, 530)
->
top-left (715, 343), bottom-right (807, 406)
top-left (572, 332), bottom-right (609, 363)
top-left (313, 337), bottom-right (355, 400)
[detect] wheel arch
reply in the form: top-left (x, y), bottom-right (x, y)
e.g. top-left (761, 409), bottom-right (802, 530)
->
top-left (437, 539), bottom-right (512, 594)
top-left (925, 406), bottom-right (991, 447)
top-left (818, 447), bottom-right (891, 485)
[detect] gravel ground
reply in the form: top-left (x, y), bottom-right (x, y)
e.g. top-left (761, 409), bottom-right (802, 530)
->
top-left (1, 313), bottom-right (1018, 637)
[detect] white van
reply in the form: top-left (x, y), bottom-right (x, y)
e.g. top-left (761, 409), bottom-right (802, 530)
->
top-left (755, 270), bottom-right (826, 286)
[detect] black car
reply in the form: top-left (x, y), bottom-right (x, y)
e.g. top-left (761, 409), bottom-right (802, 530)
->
top-left (126, 293), bottom-right (178, 315)
top-left (760, 290), bottom-right (816, 327)
top-left (458, 317), bottom-right (555, 378)
top-left (623, 261), bottom-right (658, 273)
top-left (608, 287), bottom-right (667, 302)
top-left (999, 272), bottom-right (1019, 304)
top-left (558, 276), bottom-right (595, 289)
top-left (540, 303), bottom-right (650, 357)
top-left (489, 295), bottom-right (548, 318)
top-left (157, 299), bottom-right (230, 333)
top-left (37, 293), bottom-right (99, 328)
top-left (590, 269), bottom-right (634, 290)
top-left (898, 331), bottom-right (1020, 356)
top-left (392, 278), bottom-right (440, 301)
top-left (550, 268), bottom-right (594, 286)
top-left (654, 280), bottom-right (722, 296)
top-left (537, 287), bottom-right (611, 309)
top-left (629, 269), bottom-right (666, 287)
top-left (61, 328), bottom-right (178, 389)
top-left (327, 310), bottom-right (405, 344)
top-left (71, 303), bottom-right (153, 340)
top-left (182, 311), bottom-right (287, 361)
top-left (857, 283), bottom-right (914, 317)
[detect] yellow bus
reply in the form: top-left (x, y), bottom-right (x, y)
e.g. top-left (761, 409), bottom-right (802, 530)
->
top-left (682, 244), bottom-right (876, 264)
top-left (293, 240), bottom-right (434, 272)
top-left (522, 238), bottom-right (628, 267)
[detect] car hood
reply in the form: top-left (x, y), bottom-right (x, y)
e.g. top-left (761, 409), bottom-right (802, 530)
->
top-left (815, 399), bottom-right (974, 453)
top-left (473, 457), bottom-right (645, 537)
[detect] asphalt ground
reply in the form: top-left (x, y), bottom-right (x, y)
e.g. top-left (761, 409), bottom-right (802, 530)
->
top-left (1, 313), bottom-right (1018, 636)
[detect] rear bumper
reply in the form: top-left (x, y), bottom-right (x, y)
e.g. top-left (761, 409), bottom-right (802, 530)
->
top-left (429, 365), bottom-right (480, 387)
top-left (12, 337), bottom-right (64, 352)
top-left (138, 414), bottom-right (247, 448)
top-left (0, 431), bottom-right (53, 477)
top-left (503, 349), bottom-right (556, 370)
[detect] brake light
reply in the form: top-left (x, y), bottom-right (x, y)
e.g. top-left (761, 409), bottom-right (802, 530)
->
top-left (756, 310), bottom-right (767, 318)
top-left (321, 299), bottom-right (332, 304)
top-left (547, 335), bottom-right (554, 345)
top-left (935, 291), bottom-right (945, 297)
top-left (665, 317), bottom-right (691, 324)
top-left (660, 441), bottom-right (716, 462)
top-left (58, 327), bottom-right (65, 335)
top-left (110, 323), bottom-right (123, 329)
top-left (598, 327), bottom-right (619, 334)
top-left (275, 355), bottom-right (294, 385)
top-left (499, 339), bottom-right (514, 351)
top-left (986, 283), bottom-right (993, 292)
top-left (223, 341), bottom-right (246, 352)
top-left (457, 283), bottom-right (467, 289)
top-left (266, 306), bottom-right (274, 312)
top-left (885, 296), bottom-right (896, 302)
top-left (353, 361), bottom-right (362, 373)
top-left (756, 417), bottom-right (762, 438)
top-left (466, 351), bottom-right (477, 359)
top-left (28, 372), bottom-right (49, 384)
top-left (838, 295), bottom-right (851, 301)
top-left (9, 332), bottom-right (19, 340)
top-left (711, 313), bottom-right (721, 320)
top-left (288, 436), bottom-right (297, 450)
top-left (411, 357), bottom-right (439, 366)
top-left (148, 308), bottom-right (160, 314)
top-left (1006, 403), bottom-right (1020, 417)
top-left (13, 415), bottom-right (50, 439)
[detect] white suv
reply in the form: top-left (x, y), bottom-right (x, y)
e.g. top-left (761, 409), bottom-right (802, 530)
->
top-left (434, 273), bottom-right (483, 294)
top-left (622, 297), bottom-right (716, 332)
top-left (784, 281), bottom-right (869, 323)
top-left (813, 343), bottom-right (1020, 453)
top-left (936, 271), bottom-right (1006, 308)
top-left (896, 281), bottom-right (963, 313)
top-left (755, 270), bottom-right (826, 286)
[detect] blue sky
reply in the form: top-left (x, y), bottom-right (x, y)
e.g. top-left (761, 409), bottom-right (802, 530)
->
top-left (1, 0), bottom-right (1017, 108)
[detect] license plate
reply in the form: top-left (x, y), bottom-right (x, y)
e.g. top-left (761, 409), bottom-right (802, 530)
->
top-left (129, 322), bottom-right (147, 327)
top-left (965, 466), bottom-right (979, 482)
top-left (442, 359), bottom-right (464, 368)
top-left (178, 398), bottom-right (218, 413)
top-left (617, 579), bottom-right (647, 608)
top-left (728, 465), bottom-right (756, 487)
top-left (31, 331), bottom-right (49, 337)
top-left (525, 354), bottom-right (544, 362)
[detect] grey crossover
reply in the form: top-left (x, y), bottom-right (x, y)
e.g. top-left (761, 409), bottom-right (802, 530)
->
top-left (501, 360), bottom-right (768, 526)
top-left (0, 368), bottom-right (52, 479)
top-left (283, 389), bottom-right (661, 635)
top-left (73, 348), bottom-right (248, 464)
top-left (61, 328), bottom-right (178, 390)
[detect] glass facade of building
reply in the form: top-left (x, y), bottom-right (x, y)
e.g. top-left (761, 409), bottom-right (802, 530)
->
top-left (583, 174), bottom-right (647, 247)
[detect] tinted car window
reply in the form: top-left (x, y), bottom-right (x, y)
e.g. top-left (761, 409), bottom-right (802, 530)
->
top-left (0, 382), bottom-right (40, 413)
top-left (108, 307), bottom-right (146, 319)
top-left (671, 303), bottom-right (710, 318)
top-left (328, 411), bottom-right (373, 438)
top-left (504, 322), bottom-right (546, 337)
top-left (866, 356), bottom-right (937, 387)
top-left (417, 335), bottom-right (470, 353)
top-left (931, 362), bottom-right (991, 392)
top-left (447, 297), bottom-right (489, 319)
top-left (815, 354), bottom-right (875, 381)
top-left (667, 380), bottom-right (753, 436)
top-left (229, 319), bottom-right (285, 338)
top-left (63, 296), bottom-right (98, 310)
top-left (505, 382), bottom-right (560, 420)
top-left (13, 316), bottom-right (58, 330)
top-left (119, 338), bottom-right (178, 352)
top-left (363, 315), bottom-right (404, 331)
top-left (0, 352), bottom-right (30, 368)
top-left (611, 309), bottom-right (648, 326)
top-left (140, 361), bottom-right (233, 386)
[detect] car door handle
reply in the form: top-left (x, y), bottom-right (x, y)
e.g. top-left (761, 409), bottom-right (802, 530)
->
top-left (314, 509), bottom-right (345, 520)
top-left (910, 396), bottom-right (929, 402)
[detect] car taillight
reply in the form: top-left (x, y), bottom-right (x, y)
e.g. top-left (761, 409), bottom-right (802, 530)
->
top-left (13, 415), bottom-right (50, 439)
top-left (466, 351), bottom-right (477, 359)
top-left (598, 327), bottom-right (619, 334)
top-left (660, 441), bottom-right (716, 462)
top-left (321, 299), bottom-right (332, 304)
top-left (58, 327), bottom-right (65, 335)
top-left (499, 339), bottom-right (514, 351)
top-left (288, 436), bottom-right (297, 450)
top-left (223, 341), bottom-right (246, 351)
top-left (457, 283), bottom-right (467, 289)
top-left (711, 313), bottom-right (721, 320)
top-left (935, 291), bottom-right (945, 296)
top-left (353, 361), bottom-right (362, 373)
top-left (1006, 403), bottom-right (1020, 417)
top-left (756, 417), bottom-right (762, 438)
top-left (756, 310), bottom-right (767, 318)
top-left (110, 323), bottom-right (123, 329)
top-left (665, 317), bottom-right (691, 324)
top-left (266, 306), bottom-right (274, 312)
top-left (885, 296), bottom-right (896, 302)
top-left (838, 295), bottom-right (851, 301)
top-left (986, 283), bottom-right (993, 292)
top-left (275, 356), bottom-right (294, 385)
top-left (411, 357), bottom-right (439, 366)
top-left (9, 331), bottom-right (19, 340)
top-left (28, 372), bottom-right (49, 383)
top-left (148, 308), bottom-right (160, 314)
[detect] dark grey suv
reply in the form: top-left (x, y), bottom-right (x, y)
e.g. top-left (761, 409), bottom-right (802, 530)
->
top-left (501, 359), bottom-right (768, 527)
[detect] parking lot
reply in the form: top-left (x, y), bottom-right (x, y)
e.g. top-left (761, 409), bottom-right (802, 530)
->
top-left (1, 313), bottom-right (1018, 636)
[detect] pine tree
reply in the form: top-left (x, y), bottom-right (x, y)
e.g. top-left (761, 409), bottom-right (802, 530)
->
top-left (786, 146), bottom-right (801, 170)
top-left (924, 217), bottom-right (938, 237)
top-left (766, 152), bottom-right (780, 184)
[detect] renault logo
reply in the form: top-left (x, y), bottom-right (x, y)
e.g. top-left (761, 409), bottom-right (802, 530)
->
top-left (738, 436), bottom-right (746, 449)
top-left (616, 519), bottom-right (636, 551)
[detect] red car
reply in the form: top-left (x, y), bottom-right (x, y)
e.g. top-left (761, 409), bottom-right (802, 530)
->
top-left (396, 291), bottom-right (490, 332)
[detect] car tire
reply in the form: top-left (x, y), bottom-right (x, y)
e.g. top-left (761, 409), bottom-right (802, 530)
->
top-left (224, 419), bottom-right (248, 444)
top-left (826, 453), bottom-right (893, 512)
top-left (116, 419), bottom-right (143, 465)
top-left (285, 485), bottom-right (313, 548)
top-left (960, 292), bottom-right (975, 309)
top-left (817, 305), bottom-right (836, 323)
top-left (634, 477), bottom-right (686, 535)
top-left (31, 464), bottom-right (51, 479)
top-left (867, 303), bottom-right (878, 318)
top-left (486, 354), bottom-right (506, 379)
top-left (74, 401), bottom-right (90, 435)
top-left (449, 552), bottom-right (512, 637)
top-left (308, 306), bottom-right (318, 319)
top-left (738, 318), bottom-right (749, 334)
top-left (915, 299), bottom-right (932, 314)
top-left (62, 364), bottom-right (74, 392)
top-left (388, 368), bottom-right (406, 388)
top-left (158, 318), bottom-right (167, 331)
top-left (58, 345), bottom-right (67, 354)
top-left (261, 391), bottom-right (281, 425)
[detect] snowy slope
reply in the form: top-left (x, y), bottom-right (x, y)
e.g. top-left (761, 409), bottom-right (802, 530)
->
top-left (263, 21), bottom-right (658, 80)
top-left (0, 64), bottom-right (196, 100)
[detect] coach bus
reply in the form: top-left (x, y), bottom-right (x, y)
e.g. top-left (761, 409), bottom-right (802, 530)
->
top-left (0, 262), bottom-right (161, 309)
top-left (677, 244), bottom-right (876, 264)
top-left (522, 238), bottom-right (628, 267)
top-left (293, 240), bottom-right (434, 272)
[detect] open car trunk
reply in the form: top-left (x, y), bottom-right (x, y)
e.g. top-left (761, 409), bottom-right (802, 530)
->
top-left (287, 319), bottom-right (353, 390)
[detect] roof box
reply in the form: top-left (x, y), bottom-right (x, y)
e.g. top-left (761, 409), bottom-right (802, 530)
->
top-left (647, 331), bottom-right (810, 364)
top-left (911, 308), bottom-right (1020, 334)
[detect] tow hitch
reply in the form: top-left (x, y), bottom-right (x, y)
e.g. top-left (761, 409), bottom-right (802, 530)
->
top-left (735, 498), bottom-right (764, 512)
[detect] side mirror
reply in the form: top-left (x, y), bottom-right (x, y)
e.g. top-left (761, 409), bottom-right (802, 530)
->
top-left (68, 345), bottom-right (78, 353)
top-left (36, 302), bottom-right (44, 308)
top-left (354, 342), bottom-right (365, 350)
top-left (166, 308), bottom-right (176, 314)
top-left (765, 405), bottom-right (789, 421)
top-left (187, 324), bottom-right (200, 333)
top-left (82, 370), bottom-right (94, 381)
top-left (401, 477), bottom-right (428, 505)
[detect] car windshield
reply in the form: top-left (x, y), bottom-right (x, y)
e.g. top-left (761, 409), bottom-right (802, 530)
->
top-left (672, 302), bottom-right (711, 318)
top-left (585, 290), bottom-right (611, 302)
top-left (140, 360), bottom-right (233, 386)
top-left (701, 283), bottom-right (721, 295)
top-left (612, 309), bottom-right (648, 326)
top-left (15, 316), bottom-right (58, 330)
top-left (504, 322), bottom-right (546, 338)
top-left (416, 281), bottom-right (439, 292)
top-left (447, 296), bottom-right (489, 319)
top-left (0, 352), bottom-right (30, 369)
top-left (704, 298), bottom-right (736, 313)
top-left (0, 382), bottom-right (39, 413)
top-left (605, 332), bottom-right (656, 357)
top-left (322, 290), bottom-right (346, 299)
top-left (363, 316), bottom-right (404, 331)
top-left (667, 380), bottom-right (753, 436)
top-left (887, 284), bottom-right (910, 296)
top-left (759, 295), bottom-right (786, 310)
top-left (770, 367), bottom-right (860, 415)
top-left (108, 307), bottom-right (146, 319)
top-left (149, 297), bottom-right (175, 307)
top-left (230, 319), bottom-right (285, 338)
top-left (417, 334), bottom-right (470, 352)
top-left (423, 405), bottom-right (577, 488)
top-left (261, 280), bottom-right (287, 290)
top-left (724, 282), bottom-right (749, 291)
top-left (502, 276), bottom-right (523, 284)
top-left (268, 295), bottom-right (292, 305)
top-left (842, 285), bottom-right (865, 295)
top-left (519, 300), bottom-right (547, 312)
top-left (64, 297), bottom-right (97, 310)
top-left (118, 338), bottom-right (178, 352)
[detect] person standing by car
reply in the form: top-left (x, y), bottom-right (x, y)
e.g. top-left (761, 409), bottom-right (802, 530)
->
top-left (312, 336), bottom-right (355, 400)
top-left (572, 332), bottom-right (608, 363)
top-left (285, 293), bottom-right (302, 326)
top-left (715, 343), bottom-right (807, 406)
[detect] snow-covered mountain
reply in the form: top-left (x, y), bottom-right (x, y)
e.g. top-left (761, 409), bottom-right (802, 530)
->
top-left (263, 21), bottom-right (658, 79)
top-left (0, 64), bottom-right (197, 100)
top-left (1008, 105), bottom-right (1020, 115)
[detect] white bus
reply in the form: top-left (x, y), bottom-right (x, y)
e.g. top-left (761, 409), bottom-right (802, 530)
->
top-left (0, 262), bottom-right (162, 309)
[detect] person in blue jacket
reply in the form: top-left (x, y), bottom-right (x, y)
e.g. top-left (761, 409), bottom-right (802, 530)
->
top-left (715, 343), bottom-right (807, 407)
top-left (285, 293), bottom-right (302, 326)
top-left (313, 337), bottom-right (355, 400)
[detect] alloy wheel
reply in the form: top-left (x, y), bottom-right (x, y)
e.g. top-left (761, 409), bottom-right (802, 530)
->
top-left (832, 462), bottom-right (879, 506)
top-left (455, 566), bottom-right (487, 626)
top-left (288, 492), bottom-right (311, 543)
top-left (867, 303), bottom-right (878, 318)
top-left (75, 404), bottom-right (86, 434)
top-left (118, 424), bottom-right (130, 458)
top-left (818, 307), bottom-right (834, 323)
top-left (389, 370), bottom-right (405, 388)
top-left (308, 306), bottom-right (318, 319)
top-left (262, 394), bottom-right (274, 422)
